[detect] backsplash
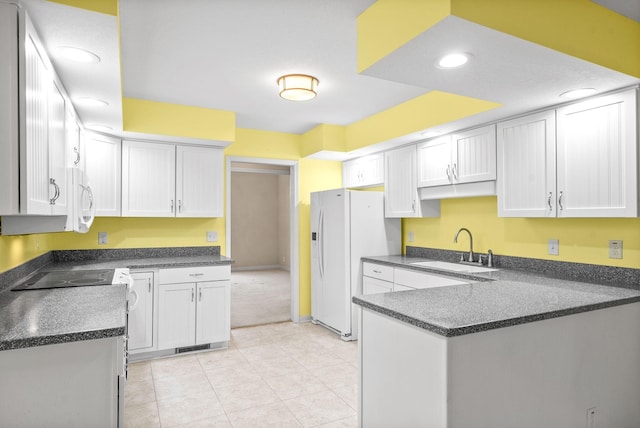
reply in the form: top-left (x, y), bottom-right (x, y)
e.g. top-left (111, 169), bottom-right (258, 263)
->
top-left (406, 246), bottom-right (640, 290)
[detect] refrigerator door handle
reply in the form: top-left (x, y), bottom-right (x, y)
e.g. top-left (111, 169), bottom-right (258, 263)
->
top-left (318, 209), bottom-right (324, 279)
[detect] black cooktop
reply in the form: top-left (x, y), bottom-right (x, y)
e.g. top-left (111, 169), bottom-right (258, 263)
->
top-left (12, 269), bottom-right (115, 291)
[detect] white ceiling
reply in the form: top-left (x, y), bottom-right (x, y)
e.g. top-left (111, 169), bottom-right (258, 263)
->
top-left (20, 0), bottom-right (640, 156)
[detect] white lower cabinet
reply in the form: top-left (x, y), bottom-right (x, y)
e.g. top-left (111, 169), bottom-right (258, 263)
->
top-left (129, 271), bottom-right (154, 351)
top-left (157, 266), bottom-right (230, 350)
top-left (363, 262), bottom-right (469, 295)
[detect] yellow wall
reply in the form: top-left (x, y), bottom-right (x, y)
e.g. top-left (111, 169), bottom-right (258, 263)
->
top-left (404, 197), bottom-right (640, 269)
top-left (0, 233), bottom-right (54, 272)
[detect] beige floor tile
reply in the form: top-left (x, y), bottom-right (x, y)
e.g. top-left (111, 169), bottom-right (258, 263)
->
top-left (332, 384), bottom-right (358, 410)
top-left (237, 343), bottom-right (288, 362)
top-left (171, 413), bottom-right (232, 428)
top-left (249, 355), bottom-right (308, 378)
top-left (327, 343), bottom-right (358, 364)
top-left (263, 371), bottom-right (329, 400)
top-left (157, 390), bottom-right (225, 427)
top-left (125, 379), bottom-right (156, 407)
top-left (308, 363), bottom-right (358, 390)
top-left (214, 378), bottom-right (280, 413)
top-left (204, 362), bottom-right (262, 389)
top-left (283, 390), bottom-right (357, 428)
top-left (128, 361), bottom-right (153, 383)
top-left (151, 354), bottom-right (204, 379)
top-left (291, 350), bottom-right (346, 370)
top-left (154, 371), bottom-right (213, 401)
top-left (197, 347), bottom-right (248, 370)
top-left (227, 401), bottom-right (303, 428)
top-left (314, 415), bottom-right (359, 428)
top-left (124, 401), bottom-right (160, 428)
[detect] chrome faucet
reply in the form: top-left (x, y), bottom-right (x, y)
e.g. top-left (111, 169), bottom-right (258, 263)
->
top-left (453, 227), bottom-right (474, 263)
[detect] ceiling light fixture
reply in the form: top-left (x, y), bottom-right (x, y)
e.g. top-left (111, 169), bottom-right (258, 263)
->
top-left (277, 74), bottom-right (319, 101)
top-left (559, 88), bottom-right (597, 99)
top-left (437, 53), bottom-right (471, 69)
top-left (58, 46), bottom-right (101, 64)
top-left (76, 97), bottom-right (109, 107)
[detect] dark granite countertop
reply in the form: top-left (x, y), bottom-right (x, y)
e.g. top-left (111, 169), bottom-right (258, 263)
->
top-left (0, 247), bottom-right (233, 350)
top-left (354, 255), bottom-right (640, 337)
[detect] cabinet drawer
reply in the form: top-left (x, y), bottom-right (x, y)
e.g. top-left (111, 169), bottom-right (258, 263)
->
top-left (394, 268), bottom-right (468, 289)
top-left (159, 265), bottom-right (231, 284)
top-left (393, 283), bottom-right (415, 292)
top-left (363, 262), bottom-right (394, 282)
top-left (363, 276), bottom-right (393, 295)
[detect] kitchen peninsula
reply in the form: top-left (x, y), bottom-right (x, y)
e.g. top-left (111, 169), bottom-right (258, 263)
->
top-left (354, 256), bottom-right (640, 428)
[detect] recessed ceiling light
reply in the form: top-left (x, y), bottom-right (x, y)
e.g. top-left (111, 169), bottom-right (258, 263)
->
top-left (58, 47), bottom-right (100, 64)
top-left (559, 88), bottom-right (597, 99)
top-left (76, 97), bottom-right (109, 107)
top-left (85, 124), bottom-right (112, 132)
top-left (437, 53), bottom-right (471, 69)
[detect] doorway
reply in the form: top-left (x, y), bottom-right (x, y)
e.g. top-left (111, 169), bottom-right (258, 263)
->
top-left (226, 157), bottom-right (299, 328)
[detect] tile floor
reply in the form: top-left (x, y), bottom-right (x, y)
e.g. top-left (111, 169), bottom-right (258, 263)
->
top-left (125, 322), bottom-right (358, 428)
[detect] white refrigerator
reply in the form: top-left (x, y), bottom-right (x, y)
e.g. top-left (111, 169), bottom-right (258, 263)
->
top-left (310, 189), bottom-right (401, 340)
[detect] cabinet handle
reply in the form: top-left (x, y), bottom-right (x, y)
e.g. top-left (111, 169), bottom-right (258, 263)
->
top-left (373, 270), bottom-right (382, 274)
top-left (446, 165), bottom-right (451, 180)
top-left (49, 178), bottom-right (60, 205)
top-left (199, 290), bottom-right (202, 301)
top-left (191, 290), bottom-right (194, 302)
top-left (189, 273), bottom-right (204, 277)
top-left (558, 191), bottom-right (564, 211)
top-left (452, 163), bottom-right (458, 180)
top-left (73, 147), bottom-right (80, 166)
top-left (170, 199), bottom-right (174, 213)
top-left (148, 279), bottom-right (151, 293)
top-left (178, 200), bottom-right (182, 212)
top-left (547, 192), bottom-right (553, 211)
top-left (412, 200), bottom-right (416, 213)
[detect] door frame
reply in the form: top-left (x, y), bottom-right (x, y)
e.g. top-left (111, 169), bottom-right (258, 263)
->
top-left (225, 156), bottom-right (300, 322)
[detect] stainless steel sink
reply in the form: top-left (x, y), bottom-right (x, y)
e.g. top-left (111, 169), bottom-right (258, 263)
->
top-left (409, 261), bottom-right (498, 273)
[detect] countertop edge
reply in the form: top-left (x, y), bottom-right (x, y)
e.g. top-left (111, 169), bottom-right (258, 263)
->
top-left (0, 327), bottom-right (126, 351)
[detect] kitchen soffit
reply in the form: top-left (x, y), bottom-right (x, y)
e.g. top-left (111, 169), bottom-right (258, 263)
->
top-left (19, 0), bottom-right (640, 147)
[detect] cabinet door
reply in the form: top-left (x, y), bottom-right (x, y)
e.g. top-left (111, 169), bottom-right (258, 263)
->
top-left (22, 32), bottom-right (50, 214)
top-left (176, 145), bottom-right (223, 217)
top-left (384, 145), bottom-right (420, 217)
top-left (417, 135), bottom-right (452, 187)
top-left (158, 283), bottom-right (196, 349)
top-left (497, 111), bottom-right (557, 217)
top-left (48, 81), bottom-right (67, 215)
top-left (122, 140), bottom-right (176, 217)
top-left (84, 132), bottom-right (121, 216)
top-left (343, 154), bottom-right (384, 188)
top-left (556, 89), bottom-right (637, 217)
top-left (452, 124), bottom-right (497, 184)
top-left (342, 158), bottom-right (361, 188)
top-left (195, 281), bottom-right (230, 345)
top-left (129, 272), bottom-right (154, 351)
top-left (65, 107), bottom-right (82, 169)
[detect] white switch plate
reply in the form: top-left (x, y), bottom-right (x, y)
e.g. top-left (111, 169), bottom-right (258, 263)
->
top-left (608, 240), bottom-right (623, 259)
top-left (206, 231), bottom-right (218, 242)
top-left (98, 232), bottom-right (108, 245)
top-left (408, 231), bottom-right (414, 242)
top-left (548, 239), bottom-right (559, 256)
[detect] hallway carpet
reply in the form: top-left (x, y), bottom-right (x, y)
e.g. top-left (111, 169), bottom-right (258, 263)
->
top-left (230, 269), bottom-right (291, 328)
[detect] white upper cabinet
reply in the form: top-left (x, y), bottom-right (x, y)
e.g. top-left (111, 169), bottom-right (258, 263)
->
top-left (47, 82), bottom-right (68, 215)
top-left (84, 132), bottom-right (121, 216)
top-left (176, 145), bottom-right (223, 217)
top-left (451, 125), bottom-right (497, 185)
top-left (497, 110), bottom-right (557, 217)
top-left (556, 89), bottom-right (638, 217)
top-left (498, 89), bottom-right (638, 218)
top-left (122, 140), bottom-right (224, 218)
top-left (385, 145), bottom-right (440, 218)
top-left (65, 106), bottom-right (82, 170)
top-left (122, 140), bottom-right (176, 217)
top-left (416, 135), bottom-right (452, 187)
top-left (342, 153), bottom-right (384, 188)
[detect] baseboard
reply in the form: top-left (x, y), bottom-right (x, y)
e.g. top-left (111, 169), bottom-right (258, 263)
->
top-left (297, 315), bottom-right (312, 323)
top-left (232, 265), bottom-right (286, 272)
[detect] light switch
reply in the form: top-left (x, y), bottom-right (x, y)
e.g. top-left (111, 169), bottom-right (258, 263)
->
top-left (206, 231), bottom-right (218, 242)
top-left (98, 232), bottom-right (108, 245)
top-left (609, 240), bottom-right (622, 259)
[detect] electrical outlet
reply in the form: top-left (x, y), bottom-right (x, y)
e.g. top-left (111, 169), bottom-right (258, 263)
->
top-left (98, 232), bottom-right (108, 245)
top-left (408, 231), bottom-right (414, 242)
top-left (206, 231), bottom-right (218, 242)
top-left (608, 240), bottom-right (622, 259)
top-left (548, 239), bottom-right (559, 256)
